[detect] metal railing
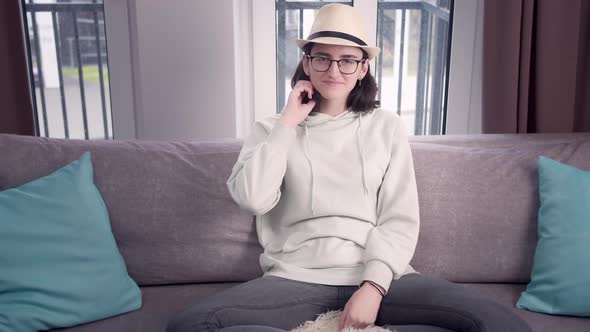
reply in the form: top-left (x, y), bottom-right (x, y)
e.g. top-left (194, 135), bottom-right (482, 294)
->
top-left (22, 0), bottom-right (111, 140)
top-left (376, 0), bottom-right (453, 135)
top-left (276, 0), bottom-right (453, 135)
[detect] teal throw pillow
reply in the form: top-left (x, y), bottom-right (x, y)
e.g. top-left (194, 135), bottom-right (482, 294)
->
top-left (0, 152), bottom-right (142, 331)
top-left (516, 156), bottom-right (590, 316)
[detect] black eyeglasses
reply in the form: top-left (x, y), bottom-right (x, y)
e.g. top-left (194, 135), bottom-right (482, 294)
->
top-left (305, 55), bottom-right (366, 75)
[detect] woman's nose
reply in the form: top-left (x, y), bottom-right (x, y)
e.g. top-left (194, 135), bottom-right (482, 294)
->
top-left (327, 61), bottom-right (341, 76)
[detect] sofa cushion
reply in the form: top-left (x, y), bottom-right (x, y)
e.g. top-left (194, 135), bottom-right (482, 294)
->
top-left (52, 282), bottom-right (590, 332)
top-left (0, 152), bottom-right (141, 331)
top-left (54, 283), bottom-right (233, 332)
top-left (464, 283), bottom-right (590, 332)
top-left (516, 157), bottom-right (590, 316)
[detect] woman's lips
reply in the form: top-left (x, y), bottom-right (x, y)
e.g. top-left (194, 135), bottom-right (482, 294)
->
top-left (322, 80), bottom-right (344, 85)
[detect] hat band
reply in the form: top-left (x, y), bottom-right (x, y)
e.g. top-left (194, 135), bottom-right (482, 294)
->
top-left (307, 31), bottom-right (367, 46)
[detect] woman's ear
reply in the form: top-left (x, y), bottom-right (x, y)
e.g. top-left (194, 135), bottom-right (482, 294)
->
top-left (359, 60), bottom-right (369, 79)
top-left (303, 55), bottom-right (310, 76)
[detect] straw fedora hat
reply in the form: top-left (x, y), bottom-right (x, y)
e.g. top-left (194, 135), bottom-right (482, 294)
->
top-left (296, 4), bottom-right (381, 60)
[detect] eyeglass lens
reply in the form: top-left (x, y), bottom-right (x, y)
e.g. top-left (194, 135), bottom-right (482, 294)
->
top-left (311, 57), bottom-right (360, 74)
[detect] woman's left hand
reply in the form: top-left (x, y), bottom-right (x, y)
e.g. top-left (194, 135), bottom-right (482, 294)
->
top-left (338, 283), bottom-right (383, 331)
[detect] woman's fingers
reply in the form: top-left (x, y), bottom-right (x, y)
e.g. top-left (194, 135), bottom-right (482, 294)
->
top-left (295, 81), bottom-right (313, 96)
top-left (291, 82), bottom-right (311, 98)
top-left (290, 82), bottom-right (314, 107)
top-left (338, 305), bottom-right (350, 331)
top-left (343, 315), bottom-right (351, 331)
top-left (303, 100), bottom-right (316, 112)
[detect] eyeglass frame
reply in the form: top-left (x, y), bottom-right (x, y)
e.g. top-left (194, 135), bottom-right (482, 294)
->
top-left (304, 54), bottom-right (367, 75)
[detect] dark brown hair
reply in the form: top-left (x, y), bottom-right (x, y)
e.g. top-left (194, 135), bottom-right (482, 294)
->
top-left (290, 43), bottom-right (379, 114)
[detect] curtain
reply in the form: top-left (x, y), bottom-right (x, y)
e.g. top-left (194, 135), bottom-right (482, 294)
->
top-left (0, 0), bottom-right (35, 136)
top-left (482, 0), bottom-right (590, 133)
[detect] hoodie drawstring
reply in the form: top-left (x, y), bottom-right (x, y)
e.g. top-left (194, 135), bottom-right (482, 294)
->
top-left (358, 114), bottom-right (369, 195)
top-left (304, 125), bottom-right (316, 216)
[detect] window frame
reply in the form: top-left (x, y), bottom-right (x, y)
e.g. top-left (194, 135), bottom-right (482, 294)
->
top-left (103, 0), bottom-right (136, 139)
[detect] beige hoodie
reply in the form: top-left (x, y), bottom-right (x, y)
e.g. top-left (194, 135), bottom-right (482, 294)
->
top-left (226, 108), bottom-right (419, 294)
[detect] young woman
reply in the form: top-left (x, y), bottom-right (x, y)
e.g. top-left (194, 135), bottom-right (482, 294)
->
top-left (168, 4), bottom-right (531, 332)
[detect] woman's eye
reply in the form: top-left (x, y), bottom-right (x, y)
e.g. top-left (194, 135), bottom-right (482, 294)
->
top-left (317, 57), bottom-right (330, 64)
top-left (341, 60), bottom-right (356, 65)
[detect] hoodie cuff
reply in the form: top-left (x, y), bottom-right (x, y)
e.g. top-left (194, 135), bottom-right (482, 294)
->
top-left (267, 121), bottom-right (297, 151)
top-left (361, 260), bottom-right (394, 295)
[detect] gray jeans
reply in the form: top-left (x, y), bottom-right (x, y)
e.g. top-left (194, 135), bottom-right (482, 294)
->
top-left (167, 273), bottom-right (531, 332)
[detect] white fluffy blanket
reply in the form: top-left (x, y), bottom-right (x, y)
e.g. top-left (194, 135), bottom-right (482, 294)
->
top-left (291, 310), bottom-right (393, 332)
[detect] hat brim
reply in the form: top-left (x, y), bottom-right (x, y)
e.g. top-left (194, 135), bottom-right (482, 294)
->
top-left (296, 37), bottom-right (381, 60)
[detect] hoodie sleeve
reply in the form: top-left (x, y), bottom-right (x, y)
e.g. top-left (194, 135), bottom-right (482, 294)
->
top-left (226, 119), bottom-right (297, 216)
top-left (361, 118), bottom-right (420, 295)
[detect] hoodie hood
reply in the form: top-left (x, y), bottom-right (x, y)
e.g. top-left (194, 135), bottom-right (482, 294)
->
top-left (299, 109), bottom-right (358, 127)
top-left (297, 109), bottom-right (369, 216)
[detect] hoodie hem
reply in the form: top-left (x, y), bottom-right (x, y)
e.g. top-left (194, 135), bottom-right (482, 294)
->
top-left (263, 268), bottom-right (365, 287)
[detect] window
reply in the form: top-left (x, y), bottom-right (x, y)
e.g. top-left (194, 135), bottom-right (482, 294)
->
top-left (22, 0), bottom-right (112, 140)
top-left (275, 0), bottom-right (352, 117)
top-left (275, 0), bottom-right (453, 135)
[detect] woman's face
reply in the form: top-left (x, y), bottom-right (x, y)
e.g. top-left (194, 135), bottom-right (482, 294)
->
top-left (303, 43), bottom-right (368, 103)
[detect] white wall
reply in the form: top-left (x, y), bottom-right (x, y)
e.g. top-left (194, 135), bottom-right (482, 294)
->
top-left (128, 0), bottom-right (237, 141)
top-left (105, 0), bottom-right (136, 139)
top-left (106, 0), bottom-right (482, 140)
top-left (233, 0), bottom-right (256, 140)
top-left (446, 0), bottom-right (483, 134)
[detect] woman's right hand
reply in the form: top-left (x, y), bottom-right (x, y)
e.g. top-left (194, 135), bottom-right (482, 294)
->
top-left (278, 80), bottom-right (317, 128)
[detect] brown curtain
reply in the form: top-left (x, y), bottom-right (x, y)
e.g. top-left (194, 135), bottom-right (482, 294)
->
top-left (483, 0), bottom-right (590, 133)
top-left (0, 0), bottom-right (35, 136)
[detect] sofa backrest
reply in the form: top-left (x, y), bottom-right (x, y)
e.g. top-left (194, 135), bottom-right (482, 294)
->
top-left (410, 133), bottom-right (590, 283)
top-left (0, 135), bottom-right (259, 286)
top-left (1, 133), bottom-right (589, 286)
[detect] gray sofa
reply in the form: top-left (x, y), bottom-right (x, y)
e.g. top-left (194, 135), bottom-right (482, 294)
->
top-left (1, 132), bottom-right (589, 332)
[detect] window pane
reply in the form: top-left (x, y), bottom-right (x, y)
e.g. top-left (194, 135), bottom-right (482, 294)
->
top-left (275, 0), bottom-right (352, 114)
top-left (22, 0), bottom-right (112, 140)
top-left (376, 0), bottom-right (453, 135)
